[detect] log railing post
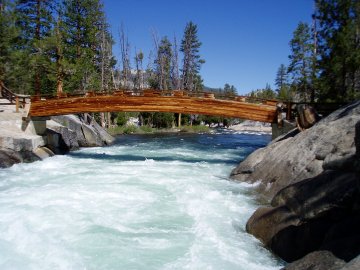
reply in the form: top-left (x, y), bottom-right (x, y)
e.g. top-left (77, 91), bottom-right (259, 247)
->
top-left (287, 102), bottom-right (292, 120)
top-left (15, 96), bottom-right (19, 113)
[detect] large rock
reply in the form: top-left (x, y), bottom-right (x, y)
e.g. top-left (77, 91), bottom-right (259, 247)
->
top-left (0, 112), bottom-right (49, 167)
top-left (281, 251), bottom-right (345, 270)
top-left (46, 120), bottom-right (79, 154)
top-left (231, 101), bottom-right (360, 198)
top-left (341, 255), bottom-right (360, 270)
top-left (244, 116), bottom-right (360, 263)
top-left (0, 149), bottom-right (24, 168)
top-left (50, 114), bottom-right (114, 148)
top-left (247, 166), bottom-right (360, 262)
top-left (236, 102), bottom-right (360, 264)
top-left (0, 131), bottom-right (45, 152)
top-left (33, 147), bottom-right (55, 160)
top-left (283, 253), bottom-right (360, 270)
top-left (0, 112), bottom-right (114, 168)
top-left (356, 121), bottom-right (360, 157)
top-left (0, 147), bottom-right (54, 168)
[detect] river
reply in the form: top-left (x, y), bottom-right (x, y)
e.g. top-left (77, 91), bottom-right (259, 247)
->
top-left (0, 130), bottom-right (283, 270)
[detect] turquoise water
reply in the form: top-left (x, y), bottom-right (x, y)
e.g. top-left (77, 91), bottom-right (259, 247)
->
top-left (0, 131), bottom-right (283, 269)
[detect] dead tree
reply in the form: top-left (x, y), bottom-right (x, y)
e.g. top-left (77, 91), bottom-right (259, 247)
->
top-left (171, 36), bottom-right (180, 90)
top-left (119, 23), bottom-right (131, 89)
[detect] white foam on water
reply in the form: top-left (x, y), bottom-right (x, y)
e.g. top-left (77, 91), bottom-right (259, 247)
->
top-left (0, 133), bottom-right (283, 270)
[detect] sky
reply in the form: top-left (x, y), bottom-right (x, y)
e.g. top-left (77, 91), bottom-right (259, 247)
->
top-left (103, 0), bottom-right (314, 95)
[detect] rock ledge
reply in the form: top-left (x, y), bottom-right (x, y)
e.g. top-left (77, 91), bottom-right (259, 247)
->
top-left (231, 101), bottom-right (360, 267)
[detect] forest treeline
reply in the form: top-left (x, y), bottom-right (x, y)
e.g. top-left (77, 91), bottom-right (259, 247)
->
top-left (0, 0), bottom-right (359, 129)
top-left (0, 0), bottom-right (236, 128)
top-left (253, 0), bottom-right (360, 103)
top-left (0, 0), bottom-right (211, 97)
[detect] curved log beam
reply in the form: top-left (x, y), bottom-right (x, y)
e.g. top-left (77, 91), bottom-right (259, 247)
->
top-left (29, 95), bottom-right (277, 123)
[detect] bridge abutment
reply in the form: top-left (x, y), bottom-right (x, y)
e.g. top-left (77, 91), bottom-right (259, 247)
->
top-left (271, 120), bottom-right (296, 140)
top-left (22, 116), bottom-right (50, 136)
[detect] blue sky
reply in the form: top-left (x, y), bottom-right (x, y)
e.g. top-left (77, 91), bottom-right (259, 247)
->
top-left (103, 0), bottom-right (314, 95)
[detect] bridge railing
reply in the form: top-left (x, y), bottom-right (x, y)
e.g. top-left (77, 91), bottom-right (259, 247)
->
top-left (0, 82), bottom-right (30, 111)
top-left (32, 88), bottom-right (279, 107)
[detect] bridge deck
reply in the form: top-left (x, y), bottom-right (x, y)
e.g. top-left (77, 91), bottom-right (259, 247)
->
top-left (29, 94), bottom-right (278, 123)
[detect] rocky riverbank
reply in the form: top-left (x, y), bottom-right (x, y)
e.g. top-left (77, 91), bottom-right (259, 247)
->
top-left (229, 120), bottom-right (272, 133)
top-left (0, 113), bottom-right (114, 168)
top-left (231, 101), bottom-right (360, 269)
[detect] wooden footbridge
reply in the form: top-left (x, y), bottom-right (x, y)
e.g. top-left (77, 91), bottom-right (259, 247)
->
top-left (2, 84), bottom-right (348, 135)
top-left (25, 89), bottom-right (278, 123)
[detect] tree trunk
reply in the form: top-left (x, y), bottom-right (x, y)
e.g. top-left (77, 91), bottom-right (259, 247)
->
top-left (56, 77), bottom-right (63, 96)
top-left (100, 112), bottom-right (105, 128)
top-left (107, 112), bottom-right (111, 128)
top-left (34, 0), bottom-right (41, 97)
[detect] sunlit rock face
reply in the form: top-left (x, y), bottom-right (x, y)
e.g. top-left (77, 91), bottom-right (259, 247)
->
top-left (231, 101), bottom-right (360, 199)
top-left (237, 101), bottom-right (360, 264)
top-left (0, 113), bottom-right (114, 168)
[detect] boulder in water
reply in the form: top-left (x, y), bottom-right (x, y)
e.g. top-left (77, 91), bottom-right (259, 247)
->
top-left (233, 101), bottom-right (360, 264)
top-left (281, 251), bottom-right (345, 270)
top-left (48, 114), bottom-right (114, 152)
top-left (231, 101), bottom-right (360, 198)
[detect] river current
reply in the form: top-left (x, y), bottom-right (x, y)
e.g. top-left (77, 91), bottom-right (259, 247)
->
top-left (0, 130), bottom-right (283, 270)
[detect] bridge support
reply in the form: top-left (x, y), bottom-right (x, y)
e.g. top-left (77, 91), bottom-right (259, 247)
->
top-left (22, 116), bottom-right (50, 136)
top-left (271, 120), bottom-right (296, 140)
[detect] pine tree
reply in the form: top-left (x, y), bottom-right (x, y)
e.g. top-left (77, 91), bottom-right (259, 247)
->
top-left (14, 0), bottom-right (54, 95)
top-left (224, 83), bottom-right (231, 95)
top-left (250, 84), bottom-right (276, 100)
top-left (171, 36), bottom-right (180, 90)
top-left (98, 16), bottom-right (115, 92)
top-left (288, 22), bottom-right (314, 102)
top-left (33, 4), bottom-right (73, 97)
top-left (193, 74), bottom-right (204, 92)
top-left (275, 64), bottom-right (288, 90)
top-left (0, 0), bottom-right (19, 87)
top-left (180, 21), bottom-right (204, 91)
top-left (315, 0), bottom-right (360, 101)
top-left (230, 85), bottom-right (237, 95)
top-left (33, 14), bottom-right (66, 96)
top-left (223, 83), bottom-right (237, 99)
top-left (53, 15), bottom-right (66, 96)
top-left (155, 36), bottom-right (172, 90)
top-left (134, 49), bottom-right (144, 90)
top-left (62, 0), bottom-right (106, 92)
top-left (275, 64), bottom-right (291, 101)
top-left (119, 23), bottom-right (131, 89)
